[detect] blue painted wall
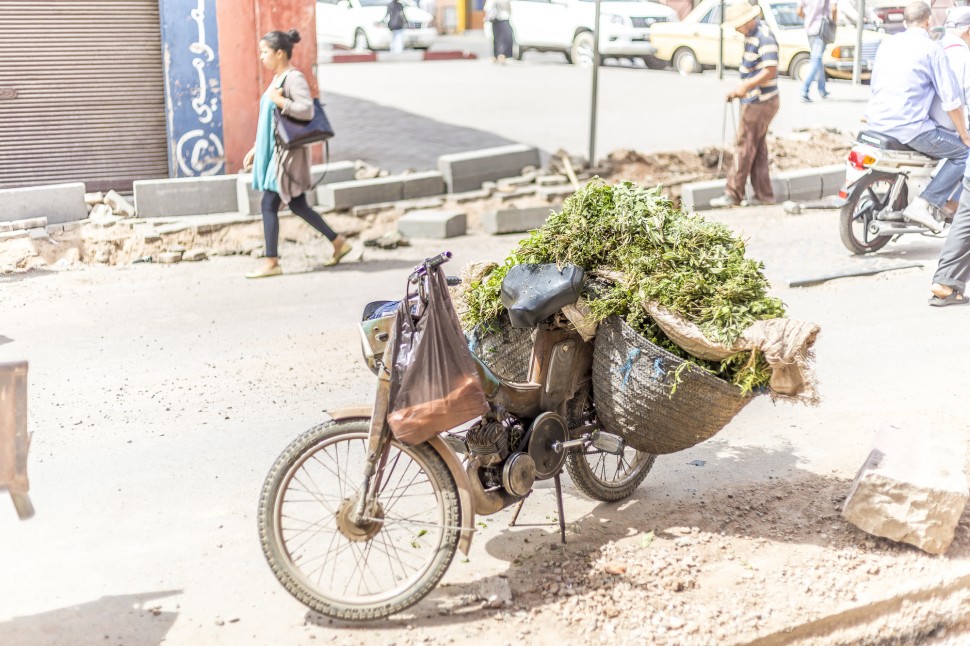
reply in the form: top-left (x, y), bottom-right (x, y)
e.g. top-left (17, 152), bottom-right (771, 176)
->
top-left (159, 0), bottom-right (226, 177)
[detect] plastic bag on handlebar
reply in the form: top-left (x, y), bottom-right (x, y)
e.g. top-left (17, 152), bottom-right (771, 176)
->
top-left (387, 265), bottom-right (488, 445)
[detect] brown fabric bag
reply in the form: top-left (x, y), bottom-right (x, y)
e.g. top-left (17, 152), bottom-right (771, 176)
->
top-left (387, 266), bottom-right (488, 444)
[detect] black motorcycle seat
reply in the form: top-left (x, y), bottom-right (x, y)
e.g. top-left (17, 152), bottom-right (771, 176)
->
top-left (500, 263), bottom-right (584, 329)
top-left (857, 130), bottom-right (912, 152)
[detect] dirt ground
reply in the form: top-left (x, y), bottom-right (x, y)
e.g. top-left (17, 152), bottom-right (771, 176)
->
top-left (605, 127), bottom-right (852, 203)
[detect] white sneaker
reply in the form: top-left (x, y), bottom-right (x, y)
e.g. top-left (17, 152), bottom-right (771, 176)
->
top-left (903, 197), bottom-right (943, 233)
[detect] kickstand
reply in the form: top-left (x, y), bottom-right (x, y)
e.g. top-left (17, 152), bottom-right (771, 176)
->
top-left (554, 473), bottom-right (566, 544)
top-left (508, 491), bottom-right (531, 527)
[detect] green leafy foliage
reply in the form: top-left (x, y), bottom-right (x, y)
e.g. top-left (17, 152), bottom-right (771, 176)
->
top-left (461, 180), bottom-right (785, 392)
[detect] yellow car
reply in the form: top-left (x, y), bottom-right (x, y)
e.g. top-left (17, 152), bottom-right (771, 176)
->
top-left (649, 0), bottom-right (885, 80)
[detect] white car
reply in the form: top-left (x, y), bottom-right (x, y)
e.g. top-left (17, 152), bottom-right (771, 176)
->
top-left (316, 0), bottom-right (437, 51)
top-left (492, 0), bottom-right (679, 67)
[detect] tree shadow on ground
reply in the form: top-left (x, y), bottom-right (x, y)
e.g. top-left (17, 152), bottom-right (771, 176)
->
top-left (0, 590), bottom-right (181, 646)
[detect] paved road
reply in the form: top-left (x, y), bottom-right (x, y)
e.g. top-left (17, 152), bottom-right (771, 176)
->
top-left (316, 33), bottom-right (871, 171)
top-left (1, 204), bottom-right (966, 644)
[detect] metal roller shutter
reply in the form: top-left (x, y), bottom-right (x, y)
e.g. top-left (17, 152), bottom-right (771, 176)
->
top-left (0, 1), bottom-right (168, 191)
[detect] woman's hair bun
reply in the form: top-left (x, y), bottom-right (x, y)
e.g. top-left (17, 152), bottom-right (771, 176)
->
top-left (287, 29), bottom-right (301, 44)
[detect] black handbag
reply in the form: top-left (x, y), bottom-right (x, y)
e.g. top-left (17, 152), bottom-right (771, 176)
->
top-left (819, 16), bottom-right (836, 44)
top-left (273, 98), bottom-right (335, 150)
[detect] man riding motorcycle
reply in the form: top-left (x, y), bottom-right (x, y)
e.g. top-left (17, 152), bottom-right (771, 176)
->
top-left (866, 1), bottom-right (970, 233)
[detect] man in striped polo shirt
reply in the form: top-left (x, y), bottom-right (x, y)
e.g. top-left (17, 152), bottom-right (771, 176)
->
top-left (710, 1), bottom-right (781, 208)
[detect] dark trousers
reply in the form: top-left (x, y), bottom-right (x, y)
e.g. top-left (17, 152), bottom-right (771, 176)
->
top-left (726, 96), bottom-right (779, 203)
top-left (492, 20), bottom-right (513, 58)
top-left (261, 191), bottom-right (337, 259)
top-left (933, 176), bottom-right (970, 295)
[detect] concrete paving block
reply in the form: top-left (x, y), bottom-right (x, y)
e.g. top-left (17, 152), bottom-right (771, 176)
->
top-left (0, 230), bottom-right (29, 241)
top-left (843, 426), bottom-right (969, 555)
top-left (438, 144), bottom-right (541, 193)
top-left (0, 183), bottom-right (87, 225)
top-left (745, 177), bottom-right (790, 204)
top-left (308, 161), bottom-right (358, 207)
top-left (680, 179), bottom-right (727, 212)
top-left (397, 209), bottom-right (467, 239)
top-left (451, 188), bottom-right (494, 203)
top-left (499, 186), bottom-right (537, 201)
top-left (11, 217), bottom-right (48, 231)
top-left (780, 169), bottom-right (823, 202)
top-left (402, 171), bottom-right (446, 199)
top-left (817, 164), bottom-right (848, 197)
top-left (537, 185), bottom-right (576, 201)
top-left (236, 175), bottom-right (261, 216)
top-left (317, 176), bottom-right (404, 211)
top-left (536, 174), bottom-right (568, 186)
top-left (482, 206), bottom-right (553, 235)
top-left (27, 227), bottom-right (49, 240)
top-left (134, 176), bottom-right (237, 218)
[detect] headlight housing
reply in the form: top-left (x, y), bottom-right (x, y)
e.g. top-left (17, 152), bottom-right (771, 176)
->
top-left (604, 13), bottom-right (627, 25)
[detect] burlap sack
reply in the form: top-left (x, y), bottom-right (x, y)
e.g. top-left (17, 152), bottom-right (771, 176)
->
top-left (644, 301), bottom-right (820, 403)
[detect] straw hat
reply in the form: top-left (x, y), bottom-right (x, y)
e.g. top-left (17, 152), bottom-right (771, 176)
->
top-left (722, 1), bottom-right (761, 28)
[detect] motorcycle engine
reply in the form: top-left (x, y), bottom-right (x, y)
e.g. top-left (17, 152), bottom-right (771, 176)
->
top-left (465, 418), bottom-right (509, 467)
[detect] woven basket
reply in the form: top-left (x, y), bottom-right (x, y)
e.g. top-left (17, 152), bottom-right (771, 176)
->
top-left (592, 316), bottom-right (752, 454)
top-left (468, 314), bottom-right (533, 383)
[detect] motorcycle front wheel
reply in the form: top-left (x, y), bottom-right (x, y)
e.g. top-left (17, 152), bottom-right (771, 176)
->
top-left (258, 418), bottom-right (461, 621)
top-left (565, 382), bottom-right (656, 502)
top-left (840, 171), bottom-right (905, 254)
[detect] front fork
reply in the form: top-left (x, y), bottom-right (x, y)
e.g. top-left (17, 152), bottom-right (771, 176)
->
top-left (352, 375), bottom-right (393, 525)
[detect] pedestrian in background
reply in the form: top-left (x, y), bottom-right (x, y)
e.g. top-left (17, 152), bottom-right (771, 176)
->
top-left (242, 29), bottom-right (351, 279)
top-left (929, 7), bottom-right (970, 306)
top-left (386, 0), bottom-right (407, 54)
top-left (797, 0), bottom-right (837, 101)
top-left (710, 1), bottom-right (780, 208)
top-left (485, 0), bottom-right (514, 64)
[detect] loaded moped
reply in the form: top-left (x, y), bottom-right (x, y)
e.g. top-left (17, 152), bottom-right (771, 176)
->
top-left (258, 252), bottom-right (654, 621)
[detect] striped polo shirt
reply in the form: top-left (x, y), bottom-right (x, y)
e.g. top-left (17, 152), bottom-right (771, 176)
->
top-left (739, 21), bottom-right (780, 104)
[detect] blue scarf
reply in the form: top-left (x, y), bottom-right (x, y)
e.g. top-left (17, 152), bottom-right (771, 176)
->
top-left (252, 84), bottom-right (281, 193)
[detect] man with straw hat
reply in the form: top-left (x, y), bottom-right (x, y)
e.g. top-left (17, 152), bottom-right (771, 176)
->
top-left (710, 1), bottom-right (780, 209)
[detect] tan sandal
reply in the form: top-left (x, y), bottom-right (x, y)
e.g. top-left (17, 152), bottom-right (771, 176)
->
top-left (324, 243), bottom-right (353, 267)
top-left (245, 265), bottom-right (282, 279)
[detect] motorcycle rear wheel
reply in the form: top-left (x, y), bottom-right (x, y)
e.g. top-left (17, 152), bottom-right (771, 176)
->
top-left (840, 171), bottom-right (905, 254)
top-left (565, 382), bottom-right (656, 502)
top-left (258, 418), bottom-right (461, 621)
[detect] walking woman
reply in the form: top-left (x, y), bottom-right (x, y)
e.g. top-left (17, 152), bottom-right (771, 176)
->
top-left (243, 29), bottom-right (351, 279)
top-left (484, 0), bottom-right (513, 63)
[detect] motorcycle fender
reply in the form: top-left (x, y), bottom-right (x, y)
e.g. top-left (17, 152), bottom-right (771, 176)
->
top-left (426, 435), bottom-right (476, 555)
top-left (327, 406), bottom-right (476, 556)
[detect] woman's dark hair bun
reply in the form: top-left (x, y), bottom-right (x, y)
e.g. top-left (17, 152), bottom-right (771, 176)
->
top-left (287, 29), bottom-right (301, 44)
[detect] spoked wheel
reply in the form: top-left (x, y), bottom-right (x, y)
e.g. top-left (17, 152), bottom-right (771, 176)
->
top-left (840, 171), bottom-right (903, 254)
top-left (565, 382), bottom-right (656, 502)
top-left (258, 418), bottom-right (461, 621)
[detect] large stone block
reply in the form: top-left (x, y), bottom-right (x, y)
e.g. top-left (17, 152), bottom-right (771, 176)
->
top-left (134, 176), bottom-right (238, 218)
top-left (0, 183), bottom-right (87, 225)
top-left (842, 427), bottom-right (969, 555)
top-left (482, 206), bottom-right (553, 235)
top-left (438, 144), bottom-right (541, 193)
top-left (402, 171), bottom-right (446, 199)
top-left (397, 209), bottom-right (466, 239)
top-left (317, 176), bottom-right (404, 211)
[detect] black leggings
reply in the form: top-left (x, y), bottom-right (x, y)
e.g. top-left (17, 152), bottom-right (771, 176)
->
top-left (261, 191), bottom-right (337, 259)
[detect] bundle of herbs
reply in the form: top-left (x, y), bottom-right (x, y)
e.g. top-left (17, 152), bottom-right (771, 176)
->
top-left (462, 180), bottom-right (786, 394)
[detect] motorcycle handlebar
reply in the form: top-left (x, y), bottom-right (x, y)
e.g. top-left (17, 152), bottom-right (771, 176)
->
top-left (409, 252), bottom-right (453, 284)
